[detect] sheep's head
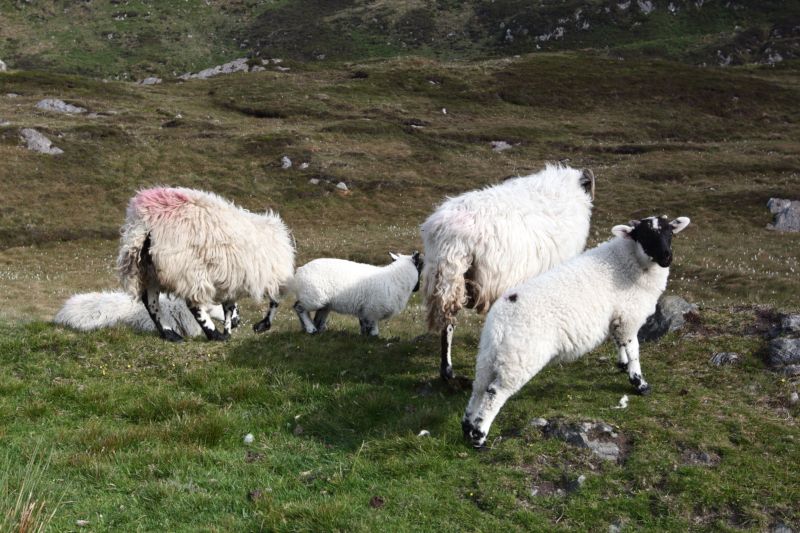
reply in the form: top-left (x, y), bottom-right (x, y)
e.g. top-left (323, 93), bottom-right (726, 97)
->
top-left (612, 216), bottom-right (690, 268)
top-left (389, 251), bottom-right (424, 292)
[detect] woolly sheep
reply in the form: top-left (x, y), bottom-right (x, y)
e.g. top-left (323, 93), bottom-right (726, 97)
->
top-left (462, 215), bottom-right (691, 448)
top-left (117, 187), bottom-right (294, 342)
top-left (292, 252), bottom-right (423, 336)
top-left (54, 291), bottom-right (238, 338)
top-left (421, 164), bottom-right (595, 380)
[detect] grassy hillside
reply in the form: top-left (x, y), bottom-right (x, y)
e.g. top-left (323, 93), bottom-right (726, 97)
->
top-left (0, 0), bottom-right (798, 78)
top-left (1, 50), bottom-right (799, 529)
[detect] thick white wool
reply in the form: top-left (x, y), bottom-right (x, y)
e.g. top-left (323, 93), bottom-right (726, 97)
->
top-left (117, 187), bottom-right (295, 306)
top-left (293, 256), bottom-right (419, 322)
top-left (54, 291), bottom-right (224, 338)
top-left (420, 164), bottom-right (593, 330)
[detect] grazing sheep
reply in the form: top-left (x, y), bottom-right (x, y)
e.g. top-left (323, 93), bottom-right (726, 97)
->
top-left (54, 291), bottom-right (238, 338)
top-left (462, 216), bottom-right (691, 448)
top-left (421, 164), bottom-right (595, 380)
top-left (117, 187), bottom-right (294, 342)
top-left (292, 252), bottom-right (423, 336)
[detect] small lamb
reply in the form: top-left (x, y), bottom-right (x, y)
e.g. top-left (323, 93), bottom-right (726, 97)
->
top-left (462, 216), bottom-right (690, 448)
top-left (292, 252), bottom-right (423, 336)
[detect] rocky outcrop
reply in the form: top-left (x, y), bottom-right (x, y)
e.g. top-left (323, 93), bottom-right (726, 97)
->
top-left (20, 128), bottom-right (63, 155)
top-left (638, 295), bottom-right (698, 342)
top-left (35, 99), bottom-right (86, 114)
top-left (767, 198), bottom-right (800, 232)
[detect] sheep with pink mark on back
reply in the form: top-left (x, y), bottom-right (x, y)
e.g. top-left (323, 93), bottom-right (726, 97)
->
top-left (117, 186), bottom-right (294, 342)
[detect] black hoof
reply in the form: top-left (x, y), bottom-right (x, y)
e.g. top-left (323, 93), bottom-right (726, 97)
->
top-left (161, 330), bottom-right (184, 343)
top-left (636, 384), bottom-right (652, 396)
top-left (231, 316), bottom-right (241, 329)
top-left (440, 364), bottom-right (455, 381)
top-left (206, 330), bottom-right (230, 341)
top-left (616, 362), bottom-right (628, 373)
top-left (253, 320), bottom-right (270, 333)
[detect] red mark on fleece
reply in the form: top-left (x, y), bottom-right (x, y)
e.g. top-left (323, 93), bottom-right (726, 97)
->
top-left (133, 188), bottom-right (190, 218)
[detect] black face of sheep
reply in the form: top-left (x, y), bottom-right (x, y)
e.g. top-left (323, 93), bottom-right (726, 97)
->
top-left (625, 216), bottom-right (690, 268)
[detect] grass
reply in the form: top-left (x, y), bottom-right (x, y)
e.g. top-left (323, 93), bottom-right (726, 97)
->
top-left (1, 52), bottom-right (799, 530)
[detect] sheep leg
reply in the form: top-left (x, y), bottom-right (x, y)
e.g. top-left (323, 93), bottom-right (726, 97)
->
top-left (358, 317), bottom-right (379, 337)
top-left (313, 306), bottom-right (330, 333)
top-left (440, 324), bottom-right (455, 380)
top-left (228, 303), bottom-right (241, 329)
top-left (190, 303), bottom-right (229, 341)
top-left (613, 320), bottom-right (650, 395)
top-left (293, 301), bottom-right (317, 334)
top-left (142, 286), bottom-right (183, 343)
top-left (253, 299), bottom-right (279, 333)
top-left (222, 301), bottom-right (237, 336)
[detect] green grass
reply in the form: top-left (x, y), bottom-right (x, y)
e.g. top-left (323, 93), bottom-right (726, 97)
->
top-left (1, 52), bottom-right (799, 530)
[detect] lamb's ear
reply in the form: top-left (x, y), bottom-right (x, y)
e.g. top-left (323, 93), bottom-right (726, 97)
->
top-left (669, 217), bottom-right (691, 234)
top-left (388, 252), bottom-right (400, 261)
top-left (579, 168), bottom-right (595, 200)
top-left (612, 224), bottom-right (635, 239)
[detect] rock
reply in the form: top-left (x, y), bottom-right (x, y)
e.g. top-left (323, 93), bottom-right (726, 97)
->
top-left (138, 77), bottom-right (162, 85)
top-left (76, 520), bottom-right (90, 527)
top-left (542, 419), bottom-right (626, 462)
top-left (6, 93), bottom-right (20, 98)
top-left (710, 352), bottom-right (739, 366)
top-left (281, 156), bottom-right (292, 169)
top-left (767, 338), bottom-right (800, 367)
top-left (243, 433), bottom-right (254, 444)
top-left (780, 314), bottom-right (800, 335)
top-left (417, 429), bottom-right (430, 437)
top-left (0, 59), bottom-right (6, 72)
top-left (336, 182), bottom-right (348, 191)
top-left (0, 118), bottom-right (9, 127)
top-left (299, 162), bottom-right (309, 170)
top-left (275, 66), bottom-right (291, 72)
top-left (36, 98), bottom-right (86, 114)
top-left (529, 417), bottom-right (548, 427)
top-left (566, 474), bottom-right (586, 493)
top-left (308, 178), bottom-right (320, 185)
top-left (788, 391), bottom-right (798, 405)
top-left (490, 140), bottom-right (513, 152)
top-left (771, 524), bottom-right (793, 533)
top-left (681, 449), bottom-right (720, 466)
top-left (20, 128), bottom-right (63, 155)
top-left (180, 57), bottom-right (251, 80)
top-left (638, 295), bottom-right (698, 342)
top-left (767, 198), bottom-right (800, 232)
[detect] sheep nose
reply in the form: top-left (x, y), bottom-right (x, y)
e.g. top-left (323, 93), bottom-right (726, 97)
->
top-left (659, 252), bottom-right (673, 267)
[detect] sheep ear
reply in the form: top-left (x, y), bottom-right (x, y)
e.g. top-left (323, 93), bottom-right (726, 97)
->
top-left (612, 224), bottom-right (635, 239)
top-left (579, 169), bottom-right (595, 200)
top-left (669, 217), bottom-right (691, 234)
top-left (388, 252), bottom-right (399, 261)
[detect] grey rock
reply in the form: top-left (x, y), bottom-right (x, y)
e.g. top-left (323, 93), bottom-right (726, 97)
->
top-left (6, 93), bottom-right (20, 98)
top-left (788, 391), bottom-right (798, 405)
top-left (0, 59), bottom-right (6, 72)
top-left (20, 128), bottom-right (63, 155)
top-left (179, 57), bottom-right (250, 80)
top-left (308, 178), bottom-right (320, 185)
top-left (138, 77), bottom-right (162, 85)
top-left (638, 295), bottom-right (697, 342)
top-left (36, 98), bottom-right (86, 114)
top-left (529, 417), bottom-right (548, 427)
top-left (767, 198), bottom-right (800, 232)
top-left (710, 352), bottom-right (739, 366)
top-left (0, 118), bottom-right (10, 127)
top-left (490, 140), bottom-right (513, 152)
top-left (780, 314), bottom-right (800, 335)
top-left (543, 419), bottom-right (625, 462)
top-left (767, 338), bottom-right (800, 367)
top-left (281, 156), bottom-right (292, 169)
top-left (336, 182), bottom-right (348, 191)
top-left (771, 524), bottom-right (793, 533)
top-left (609, 523), bottom-right (622, 533)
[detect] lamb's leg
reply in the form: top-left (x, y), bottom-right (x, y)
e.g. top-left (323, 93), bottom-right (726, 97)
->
top-left (313, 306), bottom-right (330, 333)
top-left (613, 320), bottom-right (650, 395)
top-left (440, 323), bottom-right (455, 380)
top-left (229, 303), bottom-right (241, 329)
top-left (222, 301), bottom-right (237, 336)
top-left (253, 299), bottom-right (279, 333)
top-left (190, 302), bottom-right (229, 341)
top-left (293, 301), bottom-right (317, 334)
top-left (142, 282), bottom-right (183, 342)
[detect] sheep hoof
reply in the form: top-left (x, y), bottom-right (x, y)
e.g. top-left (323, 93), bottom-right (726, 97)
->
top-left (231, 316), bottom-right (241, 329)
top-left (636, 384), bottom-right (652, 396)
top-left (161, 330), bottom-right (184, 343)
top-left (206, 330), bottom-right (230, 341)
top-left (440, 364), bottom-right (455, 381)
top-left (253, 320), bottom-right (271, 333)
top-left (616, 362), bottom-right (628, 373)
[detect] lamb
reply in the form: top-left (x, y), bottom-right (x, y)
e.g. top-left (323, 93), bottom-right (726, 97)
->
top-left (292, 252), bottom-right (423, 336)
top-left (117, 186), bottom-right (295, 342)
top-left (421, 164), bottom-right (595, 380)
top-left (54, 291), bottom-right (238, 338)
top-left (461, 215), bottom-right (691, 448)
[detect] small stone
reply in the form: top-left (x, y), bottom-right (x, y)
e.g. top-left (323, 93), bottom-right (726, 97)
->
top-left (609, 523), bottom-right (622, 533)
top-left (20, 128), bottom-right (63, 155)
top-left (76, 520), bottom-right (90, 527)
top-left (772, 523), bottom-right (794, 533)
top-left (441, 108), bottom-right (447, 115)
top-left (275, 66), bottom-right (291, 72)
top-left (299, 162), bottom-right (309, 170)
top-left (281, 156), bottom-right (292, 169)
top-left (710, 352), bottom-right (739, 366)
top-left (0, 59), bottom-right (6, 72)
top-left (491, 140), bottom-right (513, 152)
top-left (138, 77), bottom-right (162, 85)
top-left (336, 182), bottom-right (348, 191)
top-left (36, 98), bottom-right (86, 114)
top-left (530, 417), bottom-right (548, 427)
top-left (767, 198), bottom-right (800, 232)
top-left (6, 93), bottom-right (20, 98)
top-left (308, 178), bottom-right (320, 185)
top-left (789, 391), bottom-right (799, 405)
top-left (243, 433), bottom-right (254, 444)
top-left (417, 429), bottom-right (430, 437)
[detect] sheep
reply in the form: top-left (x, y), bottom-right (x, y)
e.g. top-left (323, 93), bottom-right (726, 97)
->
top-left (420, 164), bottom-right (595, 380)
top-left (54, 291), bottom-right (238, 338)
top-left (292, 252), bottom-right (423, 336)
top-left (461, 215), bottom-right (691, 448)
top-left (117, 186), bottom-right (295, 342)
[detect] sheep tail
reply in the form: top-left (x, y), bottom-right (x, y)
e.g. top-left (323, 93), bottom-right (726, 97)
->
top-left (116, 217), bottom-right (151, 299)
top-left (422, 247), bottom-right (472, 333)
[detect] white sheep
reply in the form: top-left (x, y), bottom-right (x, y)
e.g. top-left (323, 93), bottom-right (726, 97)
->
top-left (462, 216), bottom-right (691, 447)
top-left (421, 164), bottom-right (595, 380)
top-left (54, 291), bottom-right (237, 338)
top-left (292, 252), bottom-right (423, 336)
top-left (117, 186), bottom-right (294, 342)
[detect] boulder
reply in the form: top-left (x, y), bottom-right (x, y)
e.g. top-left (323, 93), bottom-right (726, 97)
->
top-left (709, 352), bottom-right (739, 366)
top-left (541, 419), bottom-right (627, 462)
top-left (179, 58), bottom-right (250, 80)
top-left (767, 338), bottom-right (800, 367)
top-left (20, 128), bottom-right (63, 155)
top-left (638, 295), bottom-right (698, 342)
top-left (36, 99), bottom-right (86, 114)
top-left (767, 198), bottom-right (800, 232)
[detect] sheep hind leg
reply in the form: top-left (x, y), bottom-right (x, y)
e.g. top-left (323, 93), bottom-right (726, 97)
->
top-left (228, 302), bottom-right (241, 329)
top-left (293, 301), bottom-right (318, 334)
top-left (613, 320), bottom-right (650, 395)
top-left (440, 324), bottom-right (455, 381)
top-left (313, 306), bottom-right (330, 333)
top-left (142, 285), bottom-right (183, 343)
top-left (254, 299), bottom-right (279, 333)
top-left (358, 317), bottom-right (378, 337)
top-left (190, 303), bottom-right (229, 341)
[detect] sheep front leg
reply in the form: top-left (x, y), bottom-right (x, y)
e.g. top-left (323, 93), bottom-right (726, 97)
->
top-left (613, 319), bottom-right (650, 395)
top-left (313, 306), bottom-right (330, 333)
top-left (229, 302), bottom-right (241, 329)
top-left (293, 301), bottom-right (317, 334)
top-left (142, 286), bottom-right (183, 343)
top-left (222, 301), bottom-right (237, 336)
top-left (358, 317), bottom-right (379, 337)
top-left (253, 299), bottom-right (279, 333)
top-left (440, 324), bottom-right (455, 380)
top-left (190, 303), bottom-right (229, 341)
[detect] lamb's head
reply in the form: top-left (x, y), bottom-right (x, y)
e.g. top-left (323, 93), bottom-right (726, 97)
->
top-left (612, 216), bottom-right (690, 268)
top-left (389, 251), bottom-right (424, 292)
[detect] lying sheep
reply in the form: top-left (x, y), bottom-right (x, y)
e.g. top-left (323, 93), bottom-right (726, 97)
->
top-left (117, 186), bottom-right (294, 342)
top-left (54, 291), bottom-right (238, 338)
top-left (292, 252), bottom-right (423, 336)
top-left (462, 216), bottom-right (691, 448)
top-left (421, 164), bottom-right (595, 380)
